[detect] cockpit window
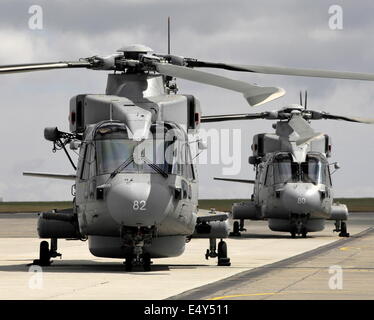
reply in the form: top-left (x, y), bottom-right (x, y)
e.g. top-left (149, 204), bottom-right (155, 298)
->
top-left (96, 138), bottom-right (175, 175)
top-left (94, 123), bottom-right (191, 177)
top-left (272, 153), bottom-right (330, 185)
top-left (273, 154), bottom-right (298, 184)
top-left (96, 139), bottom-right (136, 174)
top-left (301, 155), bottom-right (330, 185)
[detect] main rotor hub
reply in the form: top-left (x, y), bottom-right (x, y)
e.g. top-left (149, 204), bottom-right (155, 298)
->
top-left (117, 44), bottom-right (154, 60)
top-left (281, 104), bottom-right (303, 111)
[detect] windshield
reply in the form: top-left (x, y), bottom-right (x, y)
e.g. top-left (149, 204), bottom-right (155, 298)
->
top-left (96, 138), bottom-right (174, 175)
top-left (301, 155), bottom-right (329, 185)
top-left (273, 154), bottom-right (298, 184)
top-left (272, 153), bottom-right (330, 185)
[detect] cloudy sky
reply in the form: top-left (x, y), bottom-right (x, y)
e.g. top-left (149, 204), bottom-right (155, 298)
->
top-left (0, 0), bottom-right (374, 201)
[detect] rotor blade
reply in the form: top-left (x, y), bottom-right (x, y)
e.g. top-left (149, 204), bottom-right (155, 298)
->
top-left (322, 113), bottom-right (374, 124)
top-left (154, 62), bottom-right (285, 106)
top-left (23, 172), bottom-right (76, 180)
top-left (201, 112), bottom-right (267, 123)
top-left (188, 60), bottom-right (374, 81)
top-left (296, 132), bottom-right (324, 146)
top-left (288, 115), bottom-right (324, 146)
top-left (0, 61), bottom-right (91, 74)
top-left (214, 177), bottom-right (255, 184)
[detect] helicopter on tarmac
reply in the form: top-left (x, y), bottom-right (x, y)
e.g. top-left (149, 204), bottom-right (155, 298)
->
top-left (2, 43), bottom-right (374, 270)
top-left (203, 93), bottom-right (374, 238)
top-left (2, 44), bottom-right (288, 271)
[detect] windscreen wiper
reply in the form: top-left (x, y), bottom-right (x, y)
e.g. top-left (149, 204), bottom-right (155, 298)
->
top-left (106, 156), bottom-right (134, 182)
top-left (142, 157), bottom-right (169, 178)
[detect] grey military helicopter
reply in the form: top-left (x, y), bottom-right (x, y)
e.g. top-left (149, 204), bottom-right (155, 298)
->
top-left (2, 43), bottom-right (374, 270)
top-left (203, 93), bottom-right (374, 238)
top-left (0, 44), bottom-right (290, 271)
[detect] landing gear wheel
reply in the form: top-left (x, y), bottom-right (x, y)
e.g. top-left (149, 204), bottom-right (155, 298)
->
top-left (217, 240), bottom-right (231, 266)
top-left (124, 254), bottom-right (133, 272)
top-left (33, 241), bottom-right (51, 266)
top-left (142, 253), bottom-right (151, 272)
top-left (205, 238), bottom-right (218, 259)
top-left (230, 221), bottom-right (241, 237)
top-left (301, 228), bottom-right (307, 238)
top-left (339, 222), bottom-right (350, 237)
top-left (291, 231), bottom-right (296, 238)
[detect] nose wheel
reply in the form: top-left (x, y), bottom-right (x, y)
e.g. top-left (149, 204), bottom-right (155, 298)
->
top-left (124, 251), bottom-right (152, 272)
top-left (290, 215), bottom-right (308, 238)
top-left (290, 226), bottom-right (308, 238)
top-left (121, 226), bottom-right (154, 272)
top-left (124, 253), bottom-right (134, 272)
top-left (142, 253), bottom-right (152, 272)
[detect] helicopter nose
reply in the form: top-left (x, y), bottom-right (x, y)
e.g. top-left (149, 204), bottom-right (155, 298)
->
top-left (281, 183), bottom-right (322, 214)
top-left (105, 179), bottom-right (171, 227)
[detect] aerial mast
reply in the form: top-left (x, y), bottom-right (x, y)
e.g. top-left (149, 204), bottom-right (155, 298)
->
top-left (168, 16), bottom-right (171, 54)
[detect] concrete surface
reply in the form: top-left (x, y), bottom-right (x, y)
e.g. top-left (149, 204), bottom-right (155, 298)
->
top-left (0, 212), bottom-right (372, 300)
top-left (182, 227), bottom-right (374, 300)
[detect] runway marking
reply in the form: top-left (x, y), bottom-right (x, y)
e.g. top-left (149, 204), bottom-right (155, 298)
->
top-left (209, 292), bottom-right (281, 300)
top-left (209, 290), bottom-right (353, 300)
top-left (339, 246), bottom-right (361, 251)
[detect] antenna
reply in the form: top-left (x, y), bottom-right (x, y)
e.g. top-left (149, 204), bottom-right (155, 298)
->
top-left (299, 90), bottom-right (303, 106)
top-left (167, 16), bottom-right (171, 54)
top-left (304, 90), bottom-right (308, 110)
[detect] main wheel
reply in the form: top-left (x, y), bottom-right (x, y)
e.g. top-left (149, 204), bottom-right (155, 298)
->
top-left (234, 221), bottom-right (240, 234)
top-left (290, 225), bottom-right (297, 238)
top-left (339, 222), bottom-right (350, 237)
top-left (230, 221), bottom-right (241, 236)
top-left (39, 241), bottom-right (51, 266)
top-left (217, 240), bottom-right (231, 266)
top-left (218, 240), bottom-right (227, 259)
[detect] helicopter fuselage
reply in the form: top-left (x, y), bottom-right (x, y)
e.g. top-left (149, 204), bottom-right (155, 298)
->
top-left (75, 120), bottom-right (199, 258)
top-left (255, 151), bottom-right (332, 233)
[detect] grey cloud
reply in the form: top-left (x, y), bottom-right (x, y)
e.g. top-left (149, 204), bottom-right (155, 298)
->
top-left (0, 0), bottom-right (374, 200)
